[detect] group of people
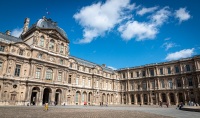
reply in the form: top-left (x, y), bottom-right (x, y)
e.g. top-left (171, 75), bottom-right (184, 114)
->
top-left (159, 101), bottom-right (169, 108)
top-left (100, 102), bottom-right (108, 107)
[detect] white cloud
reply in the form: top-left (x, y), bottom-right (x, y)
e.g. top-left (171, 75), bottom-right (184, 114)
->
top-left (137, 6), bottom-right (158, 16)
top-left (11, 28), bottom-right (23, 37)
top-left (150, 7), bottom-right (171, 26)
top-left (164, 37), bottom-right (171, 41)
top-left (165, 48), bottom-right (194, 61)
top-left (175, 7), bottom-right (191, 23)
top-left (118, 7), bottom-right (171, 41)
top-left (118, 21), bottom-right (157, 41)
top-left (74, 0), bottom-right (135, 43)
top-left (162, 42), bottom-right (177, 51)
top-left (107, 66), bottom-right (117, 70)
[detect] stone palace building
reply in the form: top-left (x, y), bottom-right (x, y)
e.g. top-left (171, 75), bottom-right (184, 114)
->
top-left (0, 17), bottom-right (200, 106)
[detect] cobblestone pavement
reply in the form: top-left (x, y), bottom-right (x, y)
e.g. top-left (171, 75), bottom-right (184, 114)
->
top-left (0, 105), bottom-right (199, 118)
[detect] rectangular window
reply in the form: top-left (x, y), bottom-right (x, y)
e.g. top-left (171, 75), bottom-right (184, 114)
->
top-left (138, 85), bottom-right (140, 90)
top-left (160, 68), bottom-right (163, 75)
top-left (68, 75), bottom-right (72, 84)
top-left (167, 67), bottom-right (171, 74)
top-left (110, 83), bottom-right (112, 90)
top-left (136, 71), bottom-right (139, 77)
top-left (143, 83), bottom-right (147, 90)
top-left (0, 45), bottom-right (5, 52)
top-left (175, 66), bottom-right (179, 73)
top-left (60, 59), bottom-right (63, 65)
top-left (177, 79), bottom-right (182, 87)
top-left (35, 68), bottom-right (41, 79)
top-left (0, 61), bottom-right (2, 69)
top-left (161, 80), bottom-right (165, 88)
top-left (150, 69), bottom-right (154, 76)
top-left (168, 80), bottom-right (173, 89)
top-left (123, 73), bottom-right (126, 78)
top-left (142, 71), bottom-right (146, 76)
top-left (106, 82), bottom-right (108, 89)
top-left (151, 81), bottom-right (155, 89)
top-left (88, 79), bottom-right (91, 87)
top-left (186, 65), bottom-right (191, 71)
top-left (130, 72), bottom-right (133, 78)
top-left (82, 79), bottom-right (85, 86)
top-left (58, 72), bottom-right (62, 81)
top-left (14, 65), bottom-right (21, 76)
top-left (188, 78), bottom-right (193, 86)
top-left (76, 77), bottom-right (79, 85)
top-left (70, 63), bottom-right (72, 68)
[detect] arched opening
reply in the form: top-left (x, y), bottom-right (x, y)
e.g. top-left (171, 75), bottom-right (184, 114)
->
top-left (162, 93), bottom-right (167, 103)
top-left (42, 87), bottom-right (51, 104)
top-left (178, 93), bottom-right (184, 103)
top-left (88, 92), bottom-right (92, 104)
top-left (31, 87), bottom-right (40, 105)
top-left (107, 94), bottom-right (110, 104)
top-left (111, 94), bottom-right (114, 104)
top-left (170, 93), bottom-right (175, 105)
top-left (82, 91), bottom-right (87, 104)
top-left (102, 93), bottom-right (106, 104)
top-left (143, 94), bottom-right (148, 105)
top-left (76, 91), bottom-right (81, 105)
top-left (131, 94), bottom-right (134, 104)
top-left (137, 94), bottom-right (141, 103)
top-left (55, 89), bottom-right (62, 105)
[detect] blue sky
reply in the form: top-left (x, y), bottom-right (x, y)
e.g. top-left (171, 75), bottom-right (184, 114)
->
top-left (0, 0), bottom-right (200, 69)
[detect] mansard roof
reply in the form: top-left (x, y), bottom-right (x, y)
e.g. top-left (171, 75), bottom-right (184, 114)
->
top-left (0, 32), bottom-right (22, 43)
top-left (69, 55), bottom-right (115, 73)
top-left (35, 17), bottom-right (67, 38)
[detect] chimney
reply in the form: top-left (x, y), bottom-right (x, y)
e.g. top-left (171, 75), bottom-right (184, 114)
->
top-left (21, 18), bottom-right (30, 35)
top-left (5, 30), bottom-right (10, 35)
top-left (102, 64), bottom-right (106, 67)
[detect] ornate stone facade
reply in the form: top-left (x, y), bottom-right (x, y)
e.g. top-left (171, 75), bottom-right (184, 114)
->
top-left (0, 17), bottom-right (199, 106)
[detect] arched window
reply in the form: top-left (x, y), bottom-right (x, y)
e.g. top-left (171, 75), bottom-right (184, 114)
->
top-left (40, 36), bottom-right (44, 47)
top-left (46, 68), bottom-right (53, 80)
top-left (49, 39), bottom-right (54, 50)
top-left (60, 43), bottom-right (64, 54)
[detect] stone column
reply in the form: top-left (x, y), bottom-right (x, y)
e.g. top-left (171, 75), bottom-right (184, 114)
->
top-left (141, 94), bottom-right (143, 105)
top-left (134, 94), bottom-right (137, 105)
top-left (166, 93), bottom-right (170, 105)
top-left (175, 93), bottom-right (179, 105)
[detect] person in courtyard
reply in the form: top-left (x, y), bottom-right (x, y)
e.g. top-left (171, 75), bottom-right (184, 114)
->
top-left (44, 102), bottom-right (48, 111)
top-left (166, 102), bottom-right (169, 108)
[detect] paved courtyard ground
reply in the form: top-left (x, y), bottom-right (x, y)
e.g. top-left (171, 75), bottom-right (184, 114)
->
top-left (0, 105), bottom-right (199, 118)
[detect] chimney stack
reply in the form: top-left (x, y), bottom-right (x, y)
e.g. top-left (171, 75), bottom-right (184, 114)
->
top-left (5, 30), bottom-right (10, 35)
top-left (21, 17), bottom-right (30, 35)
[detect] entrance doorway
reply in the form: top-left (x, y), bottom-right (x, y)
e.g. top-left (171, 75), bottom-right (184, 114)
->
top-left (31, 87), bottom-right (40, 105)
top-left (43, 88), bottom-right (51, 104)
top-left (55, 89), bottom-right (62, 105)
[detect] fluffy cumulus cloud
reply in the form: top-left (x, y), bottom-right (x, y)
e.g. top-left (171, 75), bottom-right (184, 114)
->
top-left (162, 42), bottom-right (177, 51)
top-left (118, 21), bottom-right (157, 41)
top-left (11, 28), bottom-right (23, 37)
top-left (137, 6), bottom-right (158, 16)
top-left (74, 1), bottom-right (191, 43)
top-left (118, 7), bottom-right (170, 41)
top-left (73, 0), bottom-right (135, 43)
top-left (165, 48), bottom-right (194, 61)
top-left (150, 7), bottom-right (171, 26)
top-left (175, 7), bottom-right (191, 23)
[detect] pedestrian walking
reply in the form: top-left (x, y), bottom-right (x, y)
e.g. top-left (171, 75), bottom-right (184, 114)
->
top-left (44, 102), bottom-right (48, 111)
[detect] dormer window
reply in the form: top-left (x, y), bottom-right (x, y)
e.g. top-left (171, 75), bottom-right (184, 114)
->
top-left (19, 49), bottom-right (23, 55)
top-left (49, 39), bottom-right (54, 50)
top-left (40, 36), bottom-right (44, 47)
top-left (60, 43), bottom-right (64, 54)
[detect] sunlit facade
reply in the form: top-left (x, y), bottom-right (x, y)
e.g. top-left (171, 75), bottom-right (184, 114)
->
top-left (0, 17), bottom-right (199, 106)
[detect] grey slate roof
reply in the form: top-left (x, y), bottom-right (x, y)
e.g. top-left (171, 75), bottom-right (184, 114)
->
top-left (0, 32), bottom-right (22, 43)
top-left (69, 55), bottom-right (115, 73)
top-left (35, 17), bottom-right (67, 38)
